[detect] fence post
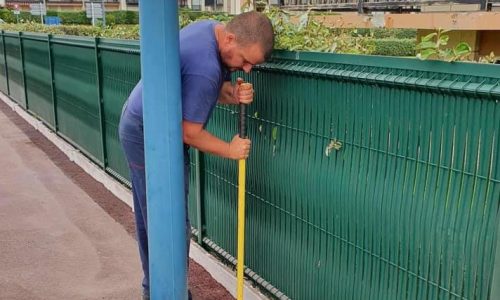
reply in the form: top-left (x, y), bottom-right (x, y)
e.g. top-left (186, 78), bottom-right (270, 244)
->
top-left (47, 34), bottom-right (58, 130)
top-left (480, 0), bottom-right (487, 10)
top-left (1, 31), bottom-right (10, 96)
top-left (195, 149), bottom-right (205, 245)
top-left (357, 0), bottom-right (364, 14)
top-left (18, 31), bottom-right (28, 109)
top-left (94, 37), bottom-right (107, 169)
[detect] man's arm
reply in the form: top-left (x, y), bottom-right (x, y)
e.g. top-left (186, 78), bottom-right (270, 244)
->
top-left (218, 81), bottom-right (239, 105)
top-left (183, 120), bottom-right (250, 160)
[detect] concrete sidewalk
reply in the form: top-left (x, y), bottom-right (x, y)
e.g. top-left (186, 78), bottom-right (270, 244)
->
top-left (0, 103), bottom-right (142, 299)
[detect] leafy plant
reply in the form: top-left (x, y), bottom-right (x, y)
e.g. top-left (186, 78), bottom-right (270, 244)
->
top-left (1, 8), bottom-right (489, 63)
top-left (416, 29), bottom-right (472, 62)
top-left (0, 22), bottom-right (140, 39)
top-left (325, 139), bottom-right (342, 156)
top-left (478, 52), bottom-right (498, 64)
top-left (241, 0), bottom-right (253, 12)
top-left (267, 8), bottom-right (372, 54)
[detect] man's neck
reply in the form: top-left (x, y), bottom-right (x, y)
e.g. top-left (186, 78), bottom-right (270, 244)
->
top-left (214, 24), bottom-right (225, 51)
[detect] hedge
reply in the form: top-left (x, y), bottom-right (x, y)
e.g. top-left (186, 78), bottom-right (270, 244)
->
top-left (362, 38), bottom-right (416, 57)
top-left (0, 9), bottom-right (139, 25)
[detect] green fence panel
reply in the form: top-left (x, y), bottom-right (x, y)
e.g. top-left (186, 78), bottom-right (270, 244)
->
top-left (202, 51), bottom-right (500, 299)
top-left (51, 36), bottom-right (103, 165)
top-left (22, 33), bottom-right (55, 128)
top-left (98, 39), bottom-right (141, 183)
top-left (4, 32), bottom-right (25, 108)
top-left (0, 32), bottom-right (9, 95)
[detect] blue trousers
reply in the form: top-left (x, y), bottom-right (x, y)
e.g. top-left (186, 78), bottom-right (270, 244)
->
top-left (118, 101), bottom-right (191, 295)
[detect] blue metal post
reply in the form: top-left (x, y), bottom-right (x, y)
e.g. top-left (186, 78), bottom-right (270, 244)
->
top-left (139, 2), bottom-right (187, 300)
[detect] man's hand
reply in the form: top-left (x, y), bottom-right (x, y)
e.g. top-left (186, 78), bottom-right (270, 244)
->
top-left (229, 134), bottom-right (251, 160)
top-left (234, 78), bottom-right (254, 105)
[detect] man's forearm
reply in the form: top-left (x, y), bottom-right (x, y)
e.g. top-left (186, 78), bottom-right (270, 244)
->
top-left (218, 82), bottom-right (239, 105)
top-left (184, 128), bottom-right (232, 159)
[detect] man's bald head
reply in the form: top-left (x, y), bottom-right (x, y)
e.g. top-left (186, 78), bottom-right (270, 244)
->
top-left (225, 11), bottom-right (275, 60)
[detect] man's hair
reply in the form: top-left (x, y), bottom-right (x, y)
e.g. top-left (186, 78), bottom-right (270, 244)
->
top-left (225, 11), bottom-right (275, 60)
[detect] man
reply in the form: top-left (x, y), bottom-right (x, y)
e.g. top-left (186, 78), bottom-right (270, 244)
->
top-left (118, 11), bottom-right (274, 299)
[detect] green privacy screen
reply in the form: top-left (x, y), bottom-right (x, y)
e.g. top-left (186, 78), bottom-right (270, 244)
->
top-left (201, 52), bottom-right (500, 299)
top-left (4, 32), bottom-right (25, 108)
top-left (51, 36), bottom-right (103, 164)
top-left (0, 32), bottom-right (8, 94)
top-left (22, 33), bottom-right (55, 128)
top-left (98, 39), bottom-right (141, 183)
top-left (0, 32), bottom-right (498, 300)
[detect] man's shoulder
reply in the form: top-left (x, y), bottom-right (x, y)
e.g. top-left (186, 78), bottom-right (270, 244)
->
top-left (183, 19), bottom-right (218, 30)
top-left (180, 20), bottom-right (222, 82)
top-left (181, 20), bottom-right (218, 38)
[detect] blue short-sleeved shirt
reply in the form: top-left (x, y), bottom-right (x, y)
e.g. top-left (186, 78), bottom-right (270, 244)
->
top-left (126, 20), bottom-right (231, 126)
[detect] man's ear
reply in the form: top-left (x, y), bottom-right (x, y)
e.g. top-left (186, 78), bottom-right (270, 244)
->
top-left (224, 32), bottom-right (236, 45)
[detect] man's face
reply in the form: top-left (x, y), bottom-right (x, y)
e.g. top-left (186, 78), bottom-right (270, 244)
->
top-left (221, 35), bottom-right (265, 73)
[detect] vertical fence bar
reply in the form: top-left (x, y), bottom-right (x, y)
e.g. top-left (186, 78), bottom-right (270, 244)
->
top-left (1, 31), bottom-right (10, 95)
top-left (47, 34), bottom-right (58, 130)
top-left (195, 149), bottom-right (205, 244)
top-left (18, 31), bottom-right (27, 109)
top-left (94, 37), bottom-right (107, 168)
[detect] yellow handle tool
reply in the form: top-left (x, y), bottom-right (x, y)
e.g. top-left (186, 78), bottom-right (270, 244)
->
top-left (237, 79), bottom-right (248, 300)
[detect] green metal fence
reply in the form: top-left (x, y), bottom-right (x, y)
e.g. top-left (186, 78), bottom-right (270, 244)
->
top-left (1, 31), bottom-right (498, 300)
top-left (23, 33), bottom-right (55, 129)
top-left (4, 32), bottom-right (25, 108)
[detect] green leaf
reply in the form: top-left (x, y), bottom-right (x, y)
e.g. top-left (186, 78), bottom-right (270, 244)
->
top-left (417, 48), bottom-right (437, 60)
top-left (438, 34), bottom-right (449, 46)
top-left (416, 41), bottom-right (437, 50)
top-left (421, 32), bottom-right (437, 42)
top-left (272, 127), bottom-right (278, 141)
top-left (454, 42), bottom-right (471, 55)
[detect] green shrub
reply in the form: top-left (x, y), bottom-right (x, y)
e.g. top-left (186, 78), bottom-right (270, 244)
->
top-left (0, 9), bottom-right (139, 26)
top-left (0, 9), bottom-right (16, 23)
top-left (393, 29), bottom-right (417, 39)
top-left (57, 11), bottom-right (90, 25)
top-left (179, 9), bottom-right (231, 22)
top-left (58, 25), bottom-right (102, 36)
top-left (102, 25), bottom-right (139, 39)
top-left (0, 9), bottom-right (415, 57)
top-left (0, 9), bottom-right (90, 25)
top-left (106, 11), bottom-right (139, 25)
top-left (0, 22), bottom-right (141, 39)
top-left (363, 38), bottom-right (416, 56)
top-left (105, 14), bottom-right (116, 25)
top-left (19, 11), bottom-right (41, 23)
top-left (353, 28), bottom-right (416, 40)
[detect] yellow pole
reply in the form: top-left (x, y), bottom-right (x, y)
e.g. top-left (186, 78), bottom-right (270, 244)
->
top-left (237, 158), bottom-right (246, 300)
top-left (237, 79), bottom-right (249, 300)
